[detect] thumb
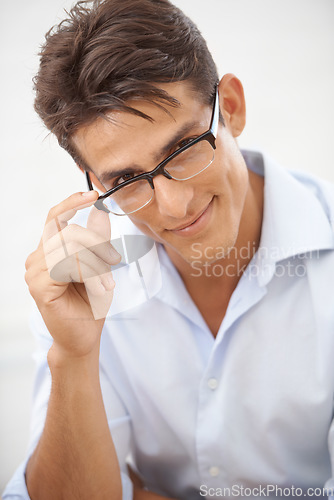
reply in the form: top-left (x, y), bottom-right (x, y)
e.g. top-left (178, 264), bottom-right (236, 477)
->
top-left (87, 205), bottom-right (111, 242)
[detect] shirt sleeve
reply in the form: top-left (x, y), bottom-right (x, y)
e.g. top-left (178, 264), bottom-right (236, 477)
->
top-left (2, 307), bottom-right (134, 500)
top-left (324, 416), bottom-right (334, 500)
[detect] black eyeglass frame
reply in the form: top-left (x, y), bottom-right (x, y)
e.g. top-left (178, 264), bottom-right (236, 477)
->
top-left (86, 85), bottom-right (220, 214)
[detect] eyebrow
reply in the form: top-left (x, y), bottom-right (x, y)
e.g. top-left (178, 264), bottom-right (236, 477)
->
top-left (99, 119), bottom-right (200, 185)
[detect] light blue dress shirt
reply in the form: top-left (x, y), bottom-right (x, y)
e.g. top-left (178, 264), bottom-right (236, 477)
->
top-left (3, 151), bottom-right (334, 499)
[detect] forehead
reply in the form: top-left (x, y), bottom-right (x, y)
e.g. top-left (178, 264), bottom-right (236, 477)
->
top-left (71, 82), bottom-right (210, 176)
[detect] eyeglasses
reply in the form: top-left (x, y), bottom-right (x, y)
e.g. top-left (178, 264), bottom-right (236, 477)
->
top-left (86, 86), bottom-right (220, 216)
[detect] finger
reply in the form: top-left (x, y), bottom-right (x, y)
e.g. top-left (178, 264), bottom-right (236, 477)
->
top-left (84, 274), bottom-right (114, 319)
top-left (25, 268), bottom-right (68, 304)
top-left (25, 260), bottom-right (48, 286)
top-left (26, 264), bottom-right (111, 308)
top-left (26, 250), bottom-right (114, 319)
top-left (25, 247), bottom-right (44, 271)
top-left (43, 225), bottom-right (121, 265)
top-left (85, 272), bottom-right (115, 297)
top-left (47, 246), bottom-right (112, 283)
top-left (53, 256), bottom-right (108, 287)
top-left (87, 205), bottom-right (111, 241)
top-left (84, 275), bottom-right (106, 297)
top-left (100, 271), bottom-right (115, 292)
top-left (43, 191), bottom-right (99, 241)
top-left (25, 245), bottom-right (55, 285)
top-left (128, 466), bottom-right (144, 489)
top-left (26, 241), bottom-right (110, 285)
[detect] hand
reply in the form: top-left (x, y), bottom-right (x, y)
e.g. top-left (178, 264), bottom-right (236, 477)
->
top-left (128, 467), bottom-right (177, 500)
top-left (25, 191), bottom-right (121, 359)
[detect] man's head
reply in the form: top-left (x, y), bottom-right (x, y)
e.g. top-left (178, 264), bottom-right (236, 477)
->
top-left (35, 0), bottom-right (259, 268)
top-left (72, 76), bottom-right (252, 267)
top-left (34, 0), bottom-right (219, 163)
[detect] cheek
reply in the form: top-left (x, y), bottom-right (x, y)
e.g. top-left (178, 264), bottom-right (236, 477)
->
top-left (127, 216), bottom-right (165, 244)
top-left (214, 133), bottom-right (249, 197)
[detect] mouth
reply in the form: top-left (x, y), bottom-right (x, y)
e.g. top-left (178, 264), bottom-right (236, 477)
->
top-left (168, 198), bottom-right (214, 236)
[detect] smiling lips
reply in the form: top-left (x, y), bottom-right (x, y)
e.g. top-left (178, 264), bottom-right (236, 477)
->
top-left (168, 199), bottom-right (213, 235)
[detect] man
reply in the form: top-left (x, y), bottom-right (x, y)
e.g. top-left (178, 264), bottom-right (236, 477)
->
top-left (3, 0), bottom-right (334, 498)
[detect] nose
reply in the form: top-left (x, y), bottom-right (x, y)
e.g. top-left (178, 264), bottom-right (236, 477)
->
top-left (152, 174), bottom-right (194, 218)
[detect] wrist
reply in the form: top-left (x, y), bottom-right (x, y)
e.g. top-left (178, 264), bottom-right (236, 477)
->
top-left (47, 341), bottom-right (101, 373)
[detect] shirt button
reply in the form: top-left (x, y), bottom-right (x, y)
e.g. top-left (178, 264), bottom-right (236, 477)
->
top-left (208, 378), bottom-right (218, 390)
top-left (209, 466), bottom-right (220, 477)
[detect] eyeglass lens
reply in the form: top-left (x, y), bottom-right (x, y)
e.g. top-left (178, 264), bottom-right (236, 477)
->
top-left (102, 140), bottom-right (215, 215)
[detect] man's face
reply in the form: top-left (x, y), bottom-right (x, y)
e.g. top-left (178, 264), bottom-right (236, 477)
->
top-left (72, 80), bottom-right (250, 267)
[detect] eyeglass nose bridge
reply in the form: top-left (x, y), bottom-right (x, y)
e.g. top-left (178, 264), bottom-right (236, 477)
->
top-left (144, 162), bottom-right (174, 190)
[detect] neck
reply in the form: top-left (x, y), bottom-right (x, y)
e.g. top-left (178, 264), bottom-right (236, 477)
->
top-left (165, 169), bottom-right (264, 335)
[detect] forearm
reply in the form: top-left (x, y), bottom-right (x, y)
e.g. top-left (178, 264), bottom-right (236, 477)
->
top-left (26, 343), bottom-right (122, 500)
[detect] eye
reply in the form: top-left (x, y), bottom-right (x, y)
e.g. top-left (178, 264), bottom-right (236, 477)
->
top-left (174, 137), bottom-right (196, 152)
top-left (113, 173), bottom-right (135, 187)
top-left (113, 171), bottom-right (148, 187)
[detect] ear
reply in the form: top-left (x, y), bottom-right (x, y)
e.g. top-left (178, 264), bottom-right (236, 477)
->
top-left (218, 74), bottom-right (246, 137)
top-left (76, 163), bottom-right (107, 193)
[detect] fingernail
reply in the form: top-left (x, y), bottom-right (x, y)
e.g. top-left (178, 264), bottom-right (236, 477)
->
top-left (82, 190), bottom-right (97, 197)
top-left (104, 274), bottom-right (115, 291)
top-left (110, 247), bottom-right (122, 262)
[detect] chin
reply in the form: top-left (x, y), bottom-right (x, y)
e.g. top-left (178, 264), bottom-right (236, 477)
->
top-left (166, 229), bottom-right (238, 270)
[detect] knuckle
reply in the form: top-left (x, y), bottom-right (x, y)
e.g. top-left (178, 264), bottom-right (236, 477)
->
top-left (102, 261), bottom-right (112, 274)
top-left (65, 240), bottom-right (80, 255)
top-left (65, 223), bottom-right (80, 233)
top-left (25, 250), bottom-right (36, 270)
top-left (27, 280), bottom-right (39, 300)
top-left (62, 223), bottom-right (80, 241)
top-left (24, 269), bottom-right (31, 285)
top-left (25, 256), bottom-right (31, 271)
top-left (41, 238), bottom-right (51, 255)
top-left (47, 206), bottom-right (57, 219)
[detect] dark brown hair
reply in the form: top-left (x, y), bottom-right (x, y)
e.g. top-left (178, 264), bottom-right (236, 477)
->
top-left (33, 0), bottom-right (219, 167)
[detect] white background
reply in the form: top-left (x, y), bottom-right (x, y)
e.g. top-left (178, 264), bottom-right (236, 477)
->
top-left (1, 0), bottom-right (333, 491)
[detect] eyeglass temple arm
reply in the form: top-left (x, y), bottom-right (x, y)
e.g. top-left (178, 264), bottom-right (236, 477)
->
top-left (85, 171), bottom-right (110, 212)
top-left (86, 171), bottom-right (94, 191)
top-left (210, 86), bottom-right (220, 139)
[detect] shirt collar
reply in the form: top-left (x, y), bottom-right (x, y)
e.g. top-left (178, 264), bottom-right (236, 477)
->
top-left (108, 150), bottom-right (334, 308)
top-left (242, 150), bottom-right (334, 286)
